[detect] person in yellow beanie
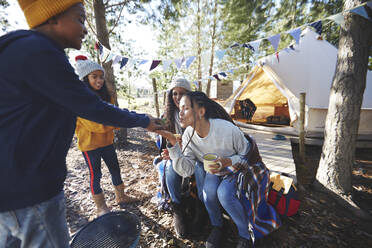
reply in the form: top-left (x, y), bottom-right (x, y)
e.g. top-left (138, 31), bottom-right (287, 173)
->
top-left (74, 55), bottom-right (138, 217)
top-left (0, 1), bottom-right (164, 247)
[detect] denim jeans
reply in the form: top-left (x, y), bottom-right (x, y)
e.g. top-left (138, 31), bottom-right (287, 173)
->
top-left (82, 144), bottom-right (123, 195)
top-left (0, 191), bottom-right (70, 248)
top-left (195, 162), bottom-right (251, 240)
top-left (165, 160), bottom-right (206, 204)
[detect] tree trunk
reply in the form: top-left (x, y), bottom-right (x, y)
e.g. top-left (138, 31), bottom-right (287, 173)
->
top-left (94, 0), bottom-right (126, 143)
top-left (206, 0), bottom-right (218, 97)
top-left (94, 0), bottom-right (117, 105)
top-left (316, 0), bottom-right (372, 195)
top-left (196, 0), bottom-right (202, 91)
top-left (152, 78), bottom-right (160, 118)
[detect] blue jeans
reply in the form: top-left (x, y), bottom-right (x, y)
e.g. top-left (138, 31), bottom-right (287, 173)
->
top-left (82, 144), bottom-right (123, 195)
top-left (0, 191), bottom-right (70, 248)
top-left (195, 162), bottom-right (251, 240)
top-left (165, 160), bottom-right (206, 204)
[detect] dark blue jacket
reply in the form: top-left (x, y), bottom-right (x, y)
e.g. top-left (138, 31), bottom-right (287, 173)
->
top-left (0, 30), bottom-right (149, 212)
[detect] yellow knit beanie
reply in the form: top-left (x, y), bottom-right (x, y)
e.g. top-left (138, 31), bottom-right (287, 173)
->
top-left (18, 0), bottom-right (84, 29)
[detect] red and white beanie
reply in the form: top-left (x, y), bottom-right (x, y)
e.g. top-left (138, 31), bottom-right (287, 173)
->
top-left (75, 55), bottom-right (105, 80)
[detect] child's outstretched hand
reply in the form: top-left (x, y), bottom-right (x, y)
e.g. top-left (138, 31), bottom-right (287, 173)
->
top-left (146, 115), bottom-right (167, 132)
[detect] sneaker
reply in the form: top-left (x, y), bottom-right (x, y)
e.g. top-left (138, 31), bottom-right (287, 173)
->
top-left (236, 237), bottom-right (253, 248)
top-left (206, 226), bottom-right (223, 248)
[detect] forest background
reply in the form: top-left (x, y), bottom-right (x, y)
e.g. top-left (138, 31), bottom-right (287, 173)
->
top-left (1, 0), bottom-right (359, 100)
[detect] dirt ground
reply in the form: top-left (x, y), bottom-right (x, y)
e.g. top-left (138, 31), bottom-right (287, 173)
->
top-left (64, 128), bottom-right (372, 248)
top-left (64, 102), bottom-right (372, 248)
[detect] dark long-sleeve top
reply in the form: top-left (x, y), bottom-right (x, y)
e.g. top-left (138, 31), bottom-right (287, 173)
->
top-left (0, 30), bottom-right (149, 212)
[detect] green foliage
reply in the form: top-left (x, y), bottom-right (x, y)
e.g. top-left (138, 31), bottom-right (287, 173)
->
top-left (305, 0), bottom-right (343, 46)
top-left (117, 83), bottom-right (135, 100)
top-left (216, 0), bottom-right (344, 78)
top-left (217, 0), bottom-right (275, 81)
top-left (0, 0), bottom-right (10, 33)
top-left (66, 0), bottom-right (350, 97)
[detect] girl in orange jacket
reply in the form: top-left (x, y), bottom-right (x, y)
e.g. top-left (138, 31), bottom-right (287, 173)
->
top-left (75, 55), bottom-right (137, 216)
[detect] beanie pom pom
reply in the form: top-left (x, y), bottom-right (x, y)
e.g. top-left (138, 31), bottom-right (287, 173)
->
top-left (75, 55), bottom-right (88, 61)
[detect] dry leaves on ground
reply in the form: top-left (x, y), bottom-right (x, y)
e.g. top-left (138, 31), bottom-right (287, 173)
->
top-left (65, 126), bottom-right (372, 248)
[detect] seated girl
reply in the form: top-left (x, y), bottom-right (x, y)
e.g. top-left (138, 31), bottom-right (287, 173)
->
top-left (156, 91), bottom-right (281, 248)
top-left (154, 79), bottom-right (206, 238)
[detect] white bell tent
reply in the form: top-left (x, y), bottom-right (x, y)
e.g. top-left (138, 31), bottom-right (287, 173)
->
top-left (223, 28), bottom-right (372, 136)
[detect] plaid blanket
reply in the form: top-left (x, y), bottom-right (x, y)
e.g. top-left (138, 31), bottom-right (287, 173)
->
top-left (235, 134), bottom-right (281, 242)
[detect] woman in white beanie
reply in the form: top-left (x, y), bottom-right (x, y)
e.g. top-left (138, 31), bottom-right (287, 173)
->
top-left (75, 55), bottom-right (137, 217)
top-left (154, 78), bottom-right (207, 238)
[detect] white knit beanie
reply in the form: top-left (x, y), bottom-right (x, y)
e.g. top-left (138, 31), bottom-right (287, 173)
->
top-left (75, 55), bottom-right (105, 80)
top-left (169, 78), bottom-right (191, 91)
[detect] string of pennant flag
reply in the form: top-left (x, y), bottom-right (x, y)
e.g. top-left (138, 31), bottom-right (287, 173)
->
top-left (94, 1), bottom-right (372, 88)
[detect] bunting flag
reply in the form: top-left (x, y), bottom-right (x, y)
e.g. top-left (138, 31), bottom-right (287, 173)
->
top-left (120, 57), bottom-right (129, 69)
top-left (139, 60), bottom-right (148, 66)
top-left (310, 20), bottom-right (322, 35)
top-left (150, 60), bottom-right (161, 71)
top-left (249, 39), bottom-right (262, 53)
top-left (215, 50), bottom-right (226, 60)
top-left (267, 34), bottom-right (281, 51)
top-left (186, 56), bottom-right (196, 68)
top-left (219, 72), bottom-right (227, 77)
top-left (367, 1), bottom-right (372, 9)
top-left (213, 74), bottom-right (221, 81)
top-left (327, 13), bottom-right (345, 25)
top-left (230, 42), bottom-right (240, 48)
top-left (162, 60), bottom-right (172, 72)
top-left (95, 42), bottom-right (103, 55)
top-left (350, 6), bottom-right (371, 21)
top-left (92, 0), bottom-right (368, 83)
top-left (105, 53), bottom-right (115, 63)
top-left (287, 28), bottom-right (302, 44)
top-left (112, 55), bottom-right (122, 65)
top-left (100, 45), bottom-right (111, 62)
top-left (174, 57), bottom-right (184, 69)
top-left (242, 43), bottom-right (255, 51)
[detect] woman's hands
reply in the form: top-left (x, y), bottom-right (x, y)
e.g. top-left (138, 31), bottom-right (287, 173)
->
top-left (208, 157), bottom-right (232, 174)
top-left (161, 148), bottom-right (170, 160)
top-left (155, 130), bottom-right (181, 147)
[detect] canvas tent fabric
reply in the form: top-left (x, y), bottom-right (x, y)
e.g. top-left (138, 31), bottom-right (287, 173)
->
top-left (236, 67), bottom-right (287, 106)
top-left (226, 66), bottom-right (289, 122)
top-left (224, 27), bottom-right (372, 135)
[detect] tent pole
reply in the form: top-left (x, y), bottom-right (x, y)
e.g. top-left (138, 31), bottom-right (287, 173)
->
top-left (299, 93), bottom-right (306, 163)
